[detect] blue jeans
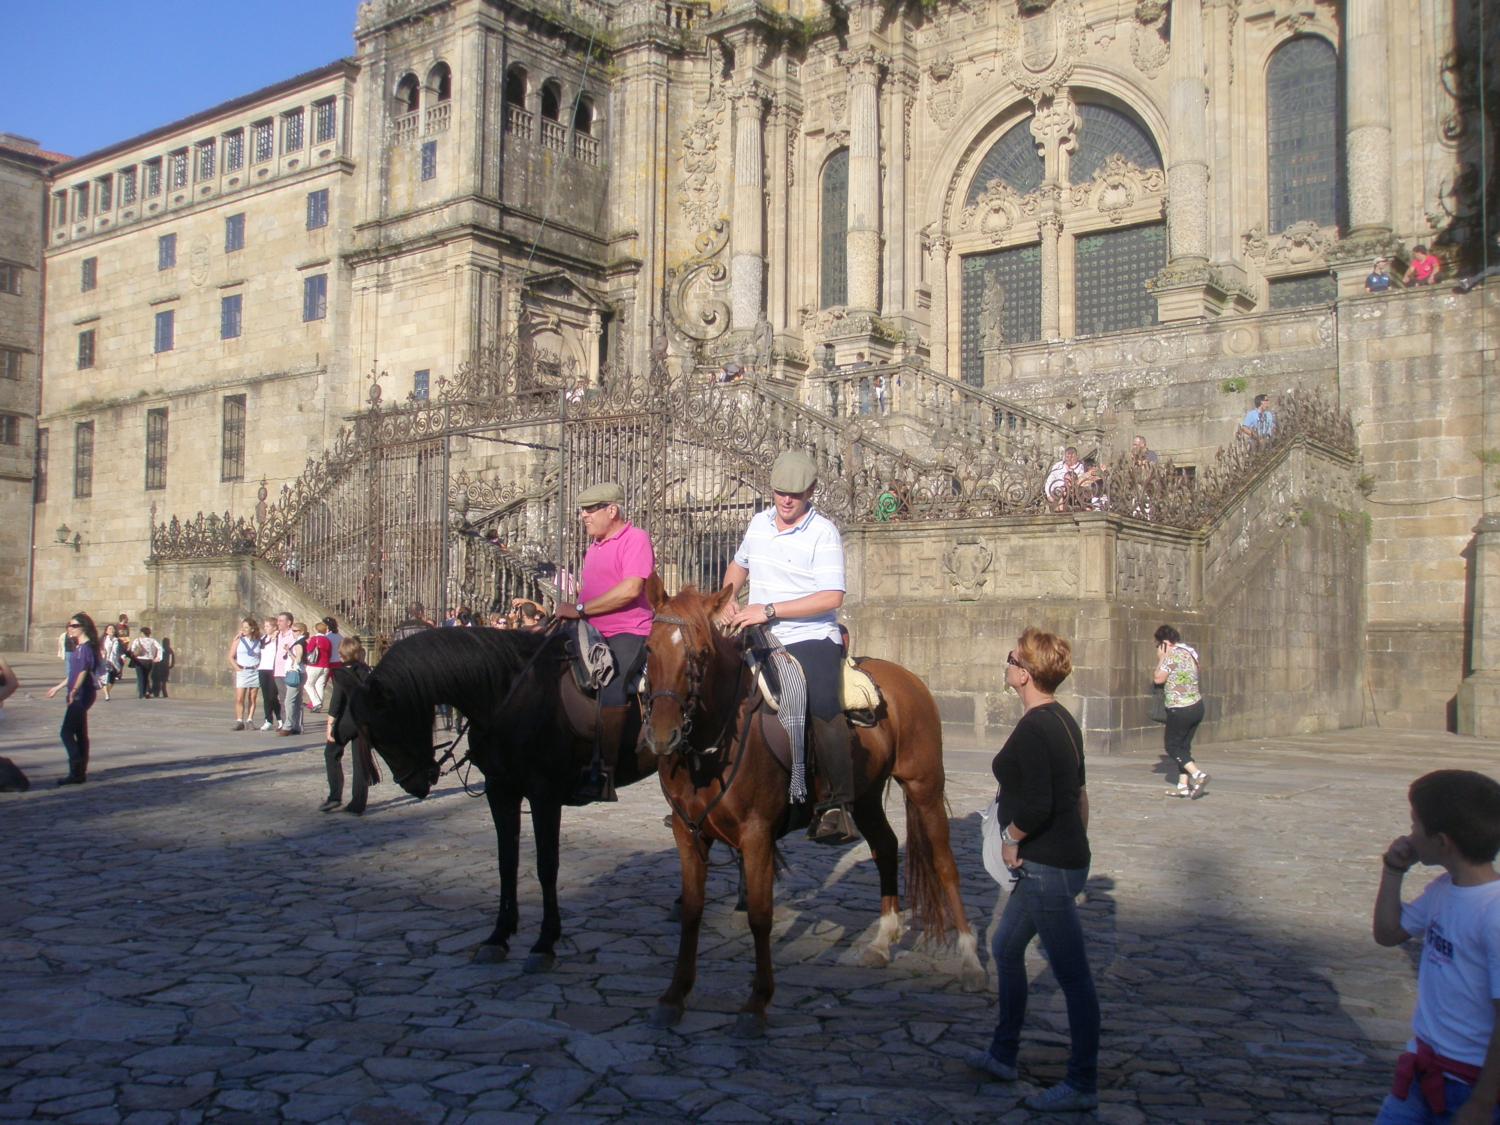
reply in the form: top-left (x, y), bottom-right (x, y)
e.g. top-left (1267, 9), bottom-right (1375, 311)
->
top-left (1376, 1077), bottom-right (1500, 1124)
top-left (60, 697), bottom-right (93, 774)
top-left (988, 861), bottom-right (1099, 1093)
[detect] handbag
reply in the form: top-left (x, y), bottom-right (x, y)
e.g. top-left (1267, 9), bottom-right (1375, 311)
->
top-left (979, 797), bottom-right (1011, 886)
top-left (284, 663), bottom-right (305, 687)
top-left (1147, 683), bottom-right (1169, 723)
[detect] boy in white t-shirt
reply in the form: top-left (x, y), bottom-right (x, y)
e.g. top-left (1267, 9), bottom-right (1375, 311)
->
top-left (1374, 770), bottom-right (1500, 1125)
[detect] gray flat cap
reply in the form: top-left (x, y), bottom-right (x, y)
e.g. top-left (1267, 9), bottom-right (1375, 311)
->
top-left (577, 481), bottom-right (625, 507)
top-left (770, 450), bottom-right (818, 494)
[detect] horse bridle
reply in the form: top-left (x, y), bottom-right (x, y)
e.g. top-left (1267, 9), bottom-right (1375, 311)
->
top-left (645, 612), bottom-right (703, 741)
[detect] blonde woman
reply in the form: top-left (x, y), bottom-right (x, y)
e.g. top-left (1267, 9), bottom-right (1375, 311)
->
top-left (227, 617), bottom-right (262, 730)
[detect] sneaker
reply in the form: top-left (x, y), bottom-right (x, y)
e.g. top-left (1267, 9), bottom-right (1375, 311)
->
top-left (232, 720), bottom-right (245, 731)
top-left (260, 721), bottom-right (273, 731)
top-left (1023, 1083), bottom-right (1097, 1113)
top-left (962, 1048), bottom-right (1018, 1082)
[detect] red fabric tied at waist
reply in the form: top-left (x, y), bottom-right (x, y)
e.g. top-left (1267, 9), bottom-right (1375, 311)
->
top-left (1392, 1039), bottom-right (1487, 1114)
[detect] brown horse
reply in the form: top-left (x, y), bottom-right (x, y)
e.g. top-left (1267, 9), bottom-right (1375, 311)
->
top-left (642, 576), bottom-right (984, 1037)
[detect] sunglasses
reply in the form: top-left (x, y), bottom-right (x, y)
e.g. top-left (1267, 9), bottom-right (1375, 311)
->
top-left (580, 503), bottom-right (608, 513)
top-left (1006, 652), bottom-right (1026, 670)
top-left (67, 622), bottom-right (82, 629)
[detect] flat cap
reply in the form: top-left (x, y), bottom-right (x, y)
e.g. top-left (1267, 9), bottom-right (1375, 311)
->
top-left (770, 450), bottom-right (818, 494)
top-left (577, 481), bottom-right (625, 507)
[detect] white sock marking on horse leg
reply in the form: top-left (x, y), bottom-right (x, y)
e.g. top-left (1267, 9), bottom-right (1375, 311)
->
top-left (861, 906), bottom-right (903, 967)
top-left (955, 930), bottom-right (985, 989)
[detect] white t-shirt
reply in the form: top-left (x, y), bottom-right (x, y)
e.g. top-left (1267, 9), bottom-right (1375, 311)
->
top-left (1045, 460), bottom-right (1082, 499)
top-left (1401, 873), bottom-right (1500, 1067)
top-left (733, 506), bottom-right (845, 646)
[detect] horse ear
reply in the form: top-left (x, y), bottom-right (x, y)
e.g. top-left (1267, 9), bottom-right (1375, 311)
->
top-left (708, 583), bottom-right (736, 619)
top-left (646, 571), bottom-right (666, 609)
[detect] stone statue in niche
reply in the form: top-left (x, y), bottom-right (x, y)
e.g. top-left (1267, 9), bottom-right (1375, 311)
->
top-left (980, 274), bottom-right (1006, 349)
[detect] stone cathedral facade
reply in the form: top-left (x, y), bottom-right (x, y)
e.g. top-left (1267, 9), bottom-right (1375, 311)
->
top-left (21, 0), bottom-right (1500, 738)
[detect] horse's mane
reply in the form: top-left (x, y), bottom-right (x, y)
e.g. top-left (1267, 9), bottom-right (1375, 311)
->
top-left (369, 627), bottom-right (568, 711)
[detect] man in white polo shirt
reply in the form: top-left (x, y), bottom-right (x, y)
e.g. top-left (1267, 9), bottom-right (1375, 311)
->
top-left (720, 450), bottom-right (859, 845)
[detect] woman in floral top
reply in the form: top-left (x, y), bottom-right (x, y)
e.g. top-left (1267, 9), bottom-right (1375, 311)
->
top-left (1153, 624), bottom-right (1208, 798)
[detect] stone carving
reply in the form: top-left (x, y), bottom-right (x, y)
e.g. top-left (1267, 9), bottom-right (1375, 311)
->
top-left (678, 43), bottom-right (728, 233)
top-left (999, 0), bottom-right (1086, 101)
top-left (1030, 88), bottom-right (1082, 154)
top-left (190, 235), bottom-right (211, 287)
top-left (829, 91), bottom-right (848, 125)
top-left (961, 178), bottom-right (1030, 242)
top-left (1241, 222), bottom-right (1269, 260)
top-left (926, 54), bottom-right (963, 130)
top-left (1146, 262), bottom-right (1255, 304)
top-left (942, 540), bottom-right (993, 598)
top-left (1068, 152), bottom-right (1165, 221)
top-left (1167, 163), bottom-right (1211, 259)
top-left (665, 219), bottom-right (731, 346)
top-left (1266, 220), bottom-right (1331, 264)
top-left (1130, 0), bottom-right (1169, 79)
top-left (1347, 126), bottom-right (1393, 230)
top-left (1117, 539), bottom-right (1190, 607)
top-left (979, 276), bottom-right (1005, 350)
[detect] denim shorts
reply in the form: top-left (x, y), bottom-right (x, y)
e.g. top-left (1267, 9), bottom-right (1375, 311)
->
top-left (1375, 1077), bottom-right (1500, 1125)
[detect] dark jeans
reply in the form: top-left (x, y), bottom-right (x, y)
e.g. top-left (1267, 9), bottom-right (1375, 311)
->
top-left (134, 661), bottom-right (154, 698)
top-left (60, 697), bottom-right (93, 774)
top-left (601, 632), bottom-right (646, 707)
top-left (1164, 699), bottom-right (1205, 772)
top-left (150, 663), bottom-right (169, 697)
top-left (988, 861), bottom-right (1099, 1094)
top-left (784, 638), bottom-right (843, 721)
top-left (325, 737), bottom-right (368, 812)
top-left (259, 670), bottom-right (281, 724)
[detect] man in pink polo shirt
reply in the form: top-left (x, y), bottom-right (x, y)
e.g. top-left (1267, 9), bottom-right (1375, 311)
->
top-left (556, 481), bottom-right (655, 799)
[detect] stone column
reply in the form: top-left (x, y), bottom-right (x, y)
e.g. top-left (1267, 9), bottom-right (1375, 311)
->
top-left (883, 71), bottom-right (915, 316)
top-left (1345, 0), bottom-right (1392, 233)
top-left (927, 234), bottom-right (950, 375)
top-left (1166, 0), bottom-right (1209, 265)
top-left (730, 84), bottom-right (767, 331)
top-left (844, 49), bottom-right (886, 311)
top-left (1038, 209), bottom-right (1063, 341)
top-left (586, 310), bottom-right (602, 386)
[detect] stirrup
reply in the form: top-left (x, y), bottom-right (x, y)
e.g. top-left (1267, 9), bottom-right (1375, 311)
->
top-left (807, 805), bottom-right (861, 845)
top-left (571, 766), bottom-right (617, 805)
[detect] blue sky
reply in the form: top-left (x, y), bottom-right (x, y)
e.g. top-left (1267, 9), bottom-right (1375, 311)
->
top-left (0, 1), bottom-right (357, 159)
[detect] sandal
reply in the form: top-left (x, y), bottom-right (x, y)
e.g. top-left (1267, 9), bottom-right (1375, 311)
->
top-left (1165, 785), bottom-right (1190, 798)
top-left (1189, 771), bottom-right (1210, 797)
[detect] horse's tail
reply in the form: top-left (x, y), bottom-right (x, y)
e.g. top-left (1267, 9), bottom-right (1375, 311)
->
top-left (902, 783), bottom-right (958, 943)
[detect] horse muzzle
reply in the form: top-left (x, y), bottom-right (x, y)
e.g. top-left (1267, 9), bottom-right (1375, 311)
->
top-left (393, 763), bottom-right (438, 799)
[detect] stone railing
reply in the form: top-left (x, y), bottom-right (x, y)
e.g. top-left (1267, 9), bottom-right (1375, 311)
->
top-left (425, 103), bottom-right (451, 135)
top-left (392, 112), bottom-right (419, 145)
top-left (506, 105), bottom-right (533, 137)
top-left (539, 119), bottom-right (568, 152)
top-left (573, 133), bottom-right (600, 164)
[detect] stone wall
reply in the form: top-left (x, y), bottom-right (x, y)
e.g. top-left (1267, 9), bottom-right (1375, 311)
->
top-left (841, 439), bottom-right (1365, 753)
top-left (142, 557), bottom-right (339, 700)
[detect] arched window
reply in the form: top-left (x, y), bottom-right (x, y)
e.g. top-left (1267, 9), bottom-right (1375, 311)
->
top-left (1266, 36), bottom-right (1342, 233)
top-left (820, 149), bottom-right (849, 309)
top-left (967, 119), bottom-right (1044, 203)
top-left (540, 81), bottom-right (562, 121)
top-left (426, 62), bottom-right (452, 102)
top-left (394, 74), bottom-right (420, 116)
top-left (574, 96), bottom-right (593, 135)
top-left (1070, 104), bottom-right (1161, 183)
top-left (505, 67), bottom-right (528, 107)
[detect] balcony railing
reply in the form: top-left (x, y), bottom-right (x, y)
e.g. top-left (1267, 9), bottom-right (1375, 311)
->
top-left (426, 103), bottom-right (451, 134)
top-left (539, 119), bottom-right (568, 152)
top-left (573, 133), bottom-right (599, 165)
top-left (392, 112), bottom-right (419, 145)
top-left (505, 104), bottom-right (533, 137)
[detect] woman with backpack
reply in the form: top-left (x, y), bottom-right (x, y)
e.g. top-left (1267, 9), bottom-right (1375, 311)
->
top-left (227, 618), bottom-right (262, 730)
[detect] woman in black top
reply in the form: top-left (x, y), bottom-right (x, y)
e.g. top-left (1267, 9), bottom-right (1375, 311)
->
top-left (320, 638), bottom-right (376, 815)
top-left (966, 627), bottom-right (1099, 1114)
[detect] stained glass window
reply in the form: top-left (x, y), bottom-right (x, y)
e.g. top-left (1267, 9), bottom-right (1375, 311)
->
top-left (960, 245), bottom-right (1042, 385)
top-left (966, 120), bottom-right (1044, 204)
top-left (1268, 272), bottom-right (1337, 308)
top-left (1267, 36), bottom-right (1342, 233)
top-left (1074, 223), bottom-right (1165, 336)
top-left (1071, 104), bottom-right (1161, 184)
top-left (821, 149), bottom-right (848, 309)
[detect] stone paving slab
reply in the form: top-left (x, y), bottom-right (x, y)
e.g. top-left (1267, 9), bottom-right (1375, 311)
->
top-left (1, 650), bottom-right (1494, 1123)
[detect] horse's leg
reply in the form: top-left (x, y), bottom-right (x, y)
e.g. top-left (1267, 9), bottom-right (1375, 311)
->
top-left (850, 786), bottom-right (903, 969)
top-left (650, 822), bottom-right (710, 1030)
top-left (524, 799), bottom-right (563, 973)
top-left (902, 773), bottom-right (986, 991)
top-left (475, 786), bottom-right (522, 964)
top-left (733, 825), bottom-right (777, 1038)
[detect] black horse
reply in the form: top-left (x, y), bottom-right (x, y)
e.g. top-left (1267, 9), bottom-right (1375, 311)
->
top-left (348, 626), bottom-right (657, 971)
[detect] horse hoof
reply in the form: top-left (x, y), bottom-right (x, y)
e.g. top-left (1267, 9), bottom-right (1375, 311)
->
top-left (667, 901), bottom-right (682, 923)
top-left (730, 1012), bottom-right (767, 1039)
top-left (647, 1004), bottom-right (683, 1030)
top-left (472, 943), bottom-right (509, 964)
top-left (523, 952), bottom-right (556, 974)
top-left (960, 963), bottom-right (987, 992)
top-left (859, 946), bottom-right (890, 969)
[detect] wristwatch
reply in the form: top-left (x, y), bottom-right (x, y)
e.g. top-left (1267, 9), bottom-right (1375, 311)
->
top-left (764, 603), bottom-right (777, 621)
top-left (575, 601), bottom-right (586, 617)
top-left (1000, 830), bottom-right (1019, 847)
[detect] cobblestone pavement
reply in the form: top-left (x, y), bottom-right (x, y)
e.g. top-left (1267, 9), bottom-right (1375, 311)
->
top-left (1, 650), bottom-right (1493, 1125)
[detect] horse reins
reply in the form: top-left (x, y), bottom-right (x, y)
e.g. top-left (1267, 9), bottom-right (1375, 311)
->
top-left (649, 610), bottom-right (755, 858)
